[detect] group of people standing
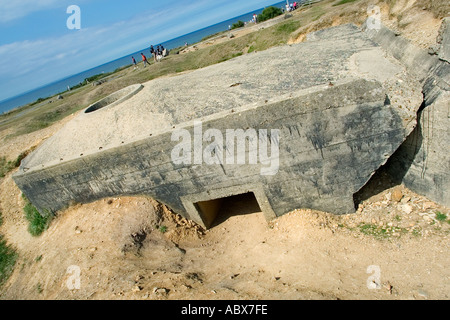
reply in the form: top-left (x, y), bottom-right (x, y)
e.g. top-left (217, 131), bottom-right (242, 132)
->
top-left (150, 44), bottom-right (166, 61)
top-left (131, 44), bottom-right (167, 69)
top-left (285, 2), bottom-right (299, 12)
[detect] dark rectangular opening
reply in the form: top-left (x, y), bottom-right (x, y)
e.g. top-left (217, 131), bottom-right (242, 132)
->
top-left (194, 192), bottom-right (262, 228)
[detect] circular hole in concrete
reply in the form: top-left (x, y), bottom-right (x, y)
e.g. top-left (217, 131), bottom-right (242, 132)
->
top-left (85, 84), bottom-right (143, 114)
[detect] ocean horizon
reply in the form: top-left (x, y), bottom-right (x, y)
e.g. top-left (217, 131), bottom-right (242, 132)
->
top-left (0, 1), bottom-right (287, 115)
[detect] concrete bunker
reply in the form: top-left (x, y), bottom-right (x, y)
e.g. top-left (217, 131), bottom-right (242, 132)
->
top-left (14, 24), bottom-right (433, 229)
top-left (84, 84), bottom-right (143, 114)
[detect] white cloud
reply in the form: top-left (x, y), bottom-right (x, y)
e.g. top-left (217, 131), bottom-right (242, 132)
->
top-left (0, 0), bottom-right (61, 22)
top-left (0, 0), bottom-right (94, 23)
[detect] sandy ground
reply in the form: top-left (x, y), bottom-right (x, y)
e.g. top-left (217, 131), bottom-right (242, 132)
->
top-left (0, 0), bottom-right (449, 300)
top-left (0, 169), bottom-right (449, 300)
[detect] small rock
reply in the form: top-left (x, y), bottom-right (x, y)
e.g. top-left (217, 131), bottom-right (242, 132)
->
top-left (401, 196), bottom-right (411, 203)
top-left (418, 289), bottom-right (428, 298)
top-left (132, 285), bottom-right (142, 292)
top-left (391, 189), bottom-right (403, 202)
top-left (385, 192), bottom-right (392, 201)
top-left (153, 287), bottom-right (168, 295)
top-left (384, 282), bottom-right (393, 294)
top-left (401, 204), bottom-right (413, 214)
top-left (422, 202), bottom-right (435, 210)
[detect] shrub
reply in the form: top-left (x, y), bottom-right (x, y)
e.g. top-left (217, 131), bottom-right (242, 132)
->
top-left (258, 6), bottom-right (283, 22)
top-left (231, 20), bottom-right (245, 30)
top-left (22, 196), bottom-right (53, 237)
top-left (0, 235), bottom-right (17, 287)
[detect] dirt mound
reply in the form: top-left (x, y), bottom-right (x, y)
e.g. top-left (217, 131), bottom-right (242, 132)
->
top-left (0, 172), bottom-right (448, 300)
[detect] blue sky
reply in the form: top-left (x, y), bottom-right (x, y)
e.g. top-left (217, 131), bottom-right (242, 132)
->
top-left (0, 0), bottom-right (279, 102)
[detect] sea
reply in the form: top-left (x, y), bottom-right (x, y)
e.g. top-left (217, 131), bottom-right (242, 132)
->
top-left (0, 1), bottom-right (289, 114)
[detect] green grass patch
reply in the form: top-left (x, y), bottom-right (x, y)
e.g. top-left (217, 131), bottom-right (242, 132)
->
top-left (15, 105), bottom-right (74, 135)
top-left (22, 196), bottom-right (53, 237)
top-left (0, 235), bottom-right (17, 287)
top-left (0, 157), bottom-right (15, 178)
top-left (311, 6), bottom-right (327, 21)
top-left (358, 223), bottom-right (407, 240)
top-left (275, 20), bottom-right (302, 35)
top-left (0, 152), bottom-right (28, 178)
top-left (333, 0), bottom-right (359, 6)
top-left (435, 212), bottom-right (448, 223)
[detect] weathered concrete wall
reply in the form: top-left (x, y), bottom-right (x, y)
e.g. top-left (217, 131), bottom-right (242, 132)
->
top-left (13, 24), bottom-right (425, 228)
top-left (365, 20), bottom-right (450, 207)
top-left (15, 79), bottom-right (413, 227)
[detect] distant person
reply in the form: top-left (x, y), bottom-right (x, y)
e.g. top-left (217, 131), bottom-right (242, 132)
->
top-left (160, 45), bottom-right (167, 57)
top-left (150, 45), bottom-right (156, 62)
top-left (141, 53), bottom-right (149, 67)
top-left (131, 56), bottom-right (137, 69)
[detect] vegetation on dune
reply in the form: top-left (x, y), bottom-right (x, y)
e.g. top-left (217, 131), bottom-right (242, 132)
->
top-left (0, 234), bottom-right (17, 288)
top-left (231, 20), bottom-right (245, 30)
top-left (333, 0), bottom-right (359, 6)
top-left (0, 152), bottom-right (28, 178)
top-left (22, 195), bottom-right (53, 237)
top-left (257, 6), bottom-right (283, 22)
